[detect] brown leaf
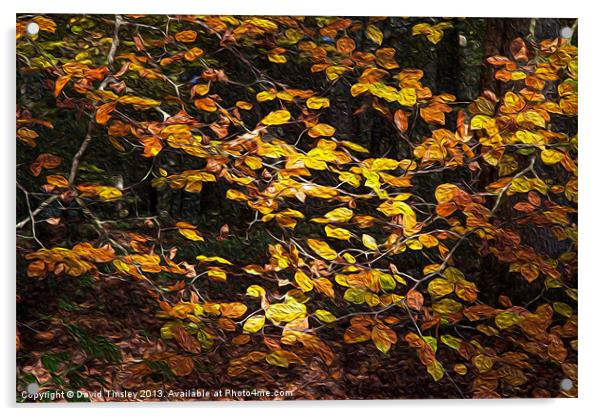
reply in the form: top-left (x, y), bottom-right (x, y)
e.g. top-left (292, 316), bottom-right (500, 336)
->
top-left (393, 109), bottom-right (408, 133)
top-left (406, 289), bottom-right (424, 311)
top-left (172, 325), bottom-right (202, 354)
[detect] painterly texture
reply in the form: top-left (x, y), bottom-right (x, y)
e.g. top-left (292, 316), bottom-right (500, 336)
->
top-left (16, 15), bottom-right (577, 401)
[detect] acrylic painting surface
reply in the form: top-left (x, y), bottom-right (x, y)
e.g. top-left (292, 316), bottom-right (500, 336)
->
top-left (16, 14), bottom-right (577, 401)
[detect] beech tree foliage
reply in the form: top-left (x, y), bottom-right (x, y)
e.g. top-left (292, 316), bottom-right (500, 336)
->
top-left (17, 15), bottom-right (577, 400)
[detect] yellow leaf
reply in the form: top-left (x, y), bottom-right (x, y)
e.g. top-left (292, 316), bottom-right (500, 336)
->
top-left (31, 16), bottom-right (57, 33)
top-left (426, 361), bottom-right (445, 381)
top-left (247, 17), bottom-right (278, 31)
top-left (470, 114), bottom-right (494, 130)
top-left (179, 228), bottom-right (204, 241)
top-left (306, 96), bottom-right (331, 110)
top-left (350, 83), bottom-right (370, 96)
top-left (226, 189), bottom-right (249, 201)
top-left (315, 309), bottom-right (337, 323)
top-left (454, 363), bottom-right (468, 375)
top-left (265, 350), bottom-right (303, 368)
top-left (553, 301), bottom-right (573, 318)
top-left (207, 267), bottom-right (227, 281)
top-left (428, 278), bottom-right (455, 298)
top-left (517, 110), bottom-right (546, 128)
top-left (342, 252), bottom-right (356, 264)
top-left (268, 53), bottom-right (287, 63)
top-left (371, 324), bottom-right (397, 353)
top-left (472, 354), bottom-right (494, 373)
top-left (541, 148), bottom-right (564, 165)
top-left (432, 298), bottom-right (463, 315)
top-left (366, 24), bottom-right (383, 45)
top-left (192, 83), bottom-right (210, 96)
top-left (261, 109), bottom-right (291, 125)
top-left (362, 234), bottom-right (378, 250)
top-left (246, 284), bottom-right (266, 298)
top-left (118, 95), bottom-right (161, 108)
top-left (294, 270), bottom-right (314, 292)
top-left (495, 311), bottom-right (521, 329)
top-left (377, 200), bottom-right (414, 217)
top-left (98, 186), bottom-right (122, 201)
top-left (325, 65), bottom-right (351, 81)
top-left (196, 255), bottom-right (233, 265)
top-left (325, 225), bottom-right (351, 241)
top-left (256, 91), bottom-right (277, 102)
top-left (194, 97), bottom-right (217, 112)
top-left (308, 123), bottom-right (336, 138)
top-left (440, 334), bottom-right (462, 350)
top-left (340, 140), bottom-right (369, 153)
top-left (307, 239), bottom-right (338, 260)
top-left (243, 315), bottom-right (265, 333)
top-left (435, 183), bottom-right (460, 204)
top-left (370, 158), bottom-right (399, 171)
top-left (325, 207), bottom-right (354, 222)
top-left (344, 288), bottom-right (367, 304)
top-left (265, 298), bottom-right (307, 325)
top-left (398, 88), bottom-right (417, 106)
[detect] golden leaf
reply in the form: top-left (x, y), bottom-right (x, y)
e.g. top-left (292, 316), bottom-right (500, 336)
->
top-left (294, 270), bottom-right (314, 292)
top-left (95, 102), bottom-right (116, 125)
top-left (175, 30), bottom-right (197, 43)
top-left (179, 228), bottom-right (204, 241)
top-left (306, 96), bottom-right (330, 110)
top-left (307, 239), bottom-right (338, 260)
top-left (220, 302), bottom-right (248, 318)
top-left (243, 315), bottom-right (265, 333)
top-left (315, 309), bottom-right (337, 323)
top-left (308, 123), bottom-right (336, 138)
top-left (435, 183), bottom-right (460, 204)
top-left (325, 225), bottom-right (351, 241)
top-left (366, 24), bottom-right (383, 46)
top-left (362, 234), bottom-right (378, 250)
top-left (261, 109), bottom-right (291, 125)
top-left (266, 299), bottom-right (307, 325)
top-left (371, 324), bottom-right (397, 353)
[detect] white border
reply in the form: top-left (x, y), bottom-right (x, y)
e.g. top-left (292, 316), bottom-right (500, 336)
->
top-left (2, 0), bottom-right (600, 414)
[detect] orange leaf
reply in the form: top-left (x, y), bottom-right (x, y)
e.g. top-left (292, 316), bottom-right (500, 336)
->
top-left (406, 289), bottom-right (424, 311)
top-left (96, 102), bottom-right (117, 125)
top-left (393, 109), bottom-right (408, 133)
top-left (54, 75), bottom-right (72, 97)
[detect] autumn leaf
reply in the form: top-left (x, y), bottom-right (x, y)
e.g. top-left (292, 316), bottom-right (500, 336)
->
top-left (294, 270), bottom-right (314, 292)
top-left (54, 75), bottom-right (72, 97)
top-left (393, 109), bottom-right (408, 133)
top-left (243, 315), bottom-right (265, 333)
top-left (371, 324), bottom-right (397, 353)
top-left (175, 30), bottom-right (197, 43)
top-left (220, 302), bottom-right (248, 318)
top-left (307, 239), bottom-right (338, 260)
top-left (361, 234), bottom-right (378, 250)
top-left (261, 109), bottom-right (291, 125)
top-left (96, 102), bottom-right (116, 125)
top-left (308, 123), bottom-right (336, 138)
top-left (324, 224), bottom-right (351, 241)
top-left (366, 24), bottom-right (383, 45)
top-left (30, 153), bottom-right (62, 176)
top-left (406, 289), bottom-right (424, 311)
top-left (266, 298), bottom-right (307, 325)
top-left (315, 309), bottom-right (337, 323)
